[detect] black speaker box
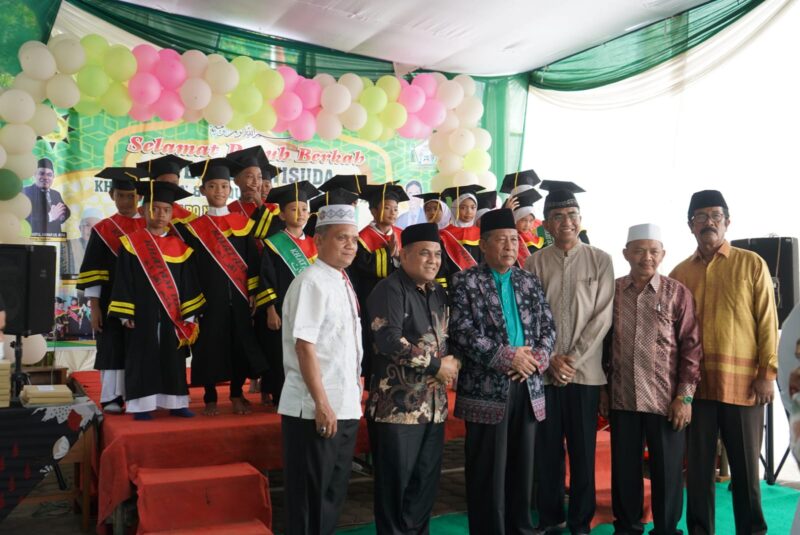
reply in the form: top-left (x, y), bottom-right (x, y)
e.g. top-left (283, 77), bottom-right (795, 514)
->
top-left (730, 237), bottom-right (799, 327)
top-left (0, 244), bottom-right (56, 335)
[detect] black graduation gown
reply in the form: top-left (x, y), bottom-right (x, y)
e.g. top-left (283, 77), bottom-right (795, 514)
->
top-left (182, 215), bottom-right (267, 386)
top-left (108, 231), bottom-right (205, 401)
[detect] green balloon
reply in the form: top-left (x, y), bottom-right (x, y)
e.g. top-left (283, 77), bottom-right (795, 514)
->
top-left (0, 168), bottom-right (22, 201)
top-left (360, 76), bottom-right (374, 89)
top-left (250, 103), bottom-right (277, 132)
top-left (463, 148), bottom-right (491, 173)
top-left (77, 65), bottom-right (110, 98)
top-left (101, 83), bottom-right (132, 116)
top-left (379, 102), bottom-right (407, 129)
top-left (232, 56), bottom-right (257, 86)
top-left (226, 112), bottom-right (248, 131)
top-left (376, 76), bottom-right (401, 102)
top-left (19, 219), bottom-right (31, 238)
top-left (254, 68), bottom-right (284, 100)
top-left (359, 86), bottom-right (388, 114)
top-left (230, 85), bottom-right (263, 116)
top-left (358, 114), bottom-right (383, 141)
top-left (74, 96), bottom-right (102, 116)
top-left (80, 34), bottom-right (109, 65)
top-left (104, 45), bottom-right (137, 82)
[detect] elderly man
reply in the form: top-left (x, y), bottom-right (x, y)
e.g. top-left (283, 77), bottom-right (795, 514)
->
top-left (367, 222), bottom-right (458, 534)
top-left (279, 202), bottom-right (363, 535)
top-left (24, 158), bottom-right (71, 235)
top-left (525, 188), bottom-right (614, 535)
top-left (670, 190), bottom-right (778, 535)
top-left (603, 223), bottom-right (703, 535)
top-left (449, 208), bottom-right (556, 534)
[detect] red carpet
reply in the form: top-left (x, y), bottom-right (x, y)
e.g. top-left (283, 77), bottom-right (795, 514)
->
top-left (145, 519), bottom-right (273, 534)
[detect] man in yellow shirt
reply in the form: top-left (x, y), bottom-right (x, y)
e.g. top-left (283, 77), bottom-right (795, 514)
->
top-left (670, 189), bottom-right (778, 535)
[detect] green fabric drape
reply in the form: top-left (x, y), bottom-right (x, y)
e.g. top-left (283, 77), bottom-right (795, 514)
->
top-left (0, 0), bottom-right (62, 85)
top-left (530, 0), bottom-right (764, 91)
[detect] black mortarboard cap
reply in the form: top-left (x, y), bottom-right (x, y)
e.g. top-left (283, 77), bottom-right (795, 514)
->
top-left (515, 188), bottom-right (542, 208)
top-left (38, 158), bottom-right (54, 170)
top-left (539, 180), bottom-right (585, 194)
top-left (441, 184), bottom-right (484, 203)
top-left (500, 169), bottom-right (540, 194)
top-left (96, 167), bottom-right (148, 191)
top-left (688, 190), bottom-right (728, 220)
top-left (414, 192), bottom-right (442, 204)
top-left (476, 191), bottom-right (498, 211)
top-left (320, 174), bottom-right (369, 195)
top-left (309, 189), bottom-right (360, 213)
top-left (137, 155), bottom-right (192, 180)
top-left (188, 158), bottom-right (233, 184)
top-left (266, 181), bottom-right (320, 208)
top-left (480, 208), bottom-right (516, 236)
top-left (361, 183), bottom-right (410, 209)
top-left (135, 180), bottom-right (192, 204)
top-left (401, 222), bottom-right (440, 246)
top-left (227, 146), bottom-right (279, 180)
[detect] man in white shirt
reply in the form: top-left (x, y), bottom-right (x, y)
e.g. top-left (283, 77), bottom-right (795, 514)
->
top-left (279, 202), bottom-right (362, 535)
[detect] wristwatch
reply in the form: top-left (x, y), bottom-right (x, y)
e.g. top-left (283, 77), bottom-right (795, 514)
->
top-left (681, 395), bottom-right (693, 405)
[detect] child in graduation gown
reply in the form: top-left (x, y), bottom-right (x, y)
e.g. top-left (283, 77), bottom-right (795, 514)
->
top-left (439, 184), bottom-right (484, 277)
top-left (181, 158), bottom-right (266, 416)
top-left (76, 166), bottom-right (147, 413)
top-left (109, 181), bottom-right (205, 420)
top-left (511, 188), bottom-right (545, 267)
top-left (256, 181), bottom-right (321, 405)
top-left (226, 145), bottom-right (285, 241)
top-left (136, 154), bottom-right (196, 229)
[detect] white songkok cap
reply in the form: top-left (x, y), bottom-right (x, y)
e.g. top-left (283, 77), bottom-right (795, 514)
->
top-left (317, 204), bottom-right (357, 227)
top-left (626, 223), bottom-right (662, 244)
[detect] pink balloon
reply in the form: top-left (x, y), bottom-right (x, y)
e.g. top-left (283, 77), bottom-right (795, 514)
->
top-left (273, 91), bottom-right (303, 121)
top-left (152, 90), bottom-right (184, 121)
top-left (309, 106), bottom-right (321, 116)
top-left (418, 99), bottom-right (446, 127)
top-left (288, 110), bottom-right (316, 141)
top-left (398, 77), bottom-right (410, 89)
top-left (272, 117), bottom-right (288, 133)
top-left (153, 58), bottom-right (187, 90)
top-left (277, 66), bottom-right (299, 92)
top-left (132, 44), bottom-right (159, 73)
top-left (397, 113), bottom-right (422, 138)
top-left (416, 123), bottom-right (433, 139)
top-left (398, 85), bottom-right (425, 114)
top-left (129, 101), bottom-right (154, 122)
top-left (295, 78), bottom-right (322, 109)
top-left (128, 72), bottom-right (162, 106)
top-left (412, 73), bottom-right (438, 99)
top-left (158, 48), bottom-right (181, 62)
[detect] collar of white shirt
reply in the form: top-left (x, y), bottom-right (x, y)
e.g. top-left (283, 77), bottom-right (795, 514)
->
top-left (207, 205), bottom-right (229, 216)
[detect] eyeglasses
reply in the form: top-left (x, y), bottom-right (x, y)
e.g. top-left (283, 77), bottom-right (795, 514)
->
top-left (550, 212), bottom-right (581, 223)
top-left (691, 212), bottom-right (726, 224)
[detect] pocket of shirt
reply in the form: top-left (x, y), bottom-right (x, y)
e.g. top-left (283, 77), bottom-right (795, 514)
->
top-left (576, 277), bottom-right (599, 306)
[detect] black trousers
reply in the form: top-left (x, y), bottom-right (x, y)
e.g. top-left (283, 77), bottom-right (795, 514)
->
top-left (535, 384), bottom-right (600, 534)
top-left (202, 371), bottom-right (246, 403)
top-left (260, 327), bottom-right (285, 404)
top-left (369, 420), bottom-right (445, 535)
top-left (686, 399), bottom-right (766, 535)
top-left (465, 380), bottom-right (537, 535)
top-left (281, 416), bottom-right (359, 535)
top-left (610, 410), bottom-right (685, 535)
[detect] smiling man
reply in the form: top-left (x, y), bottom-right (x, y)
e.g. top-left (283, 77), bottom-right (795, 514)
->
top-left (24, 158), bottom-right (71, 235)
top-left (670, 190), bottom-right (778, 535)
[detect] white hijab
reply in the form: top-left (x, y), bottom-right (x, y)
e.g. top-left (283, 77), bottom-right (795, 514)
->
top-left (451, 193), bottom-right (477, 227)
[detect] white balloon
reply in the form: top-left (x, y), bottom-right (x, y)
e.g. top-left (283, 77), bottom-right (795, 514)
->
top-left (0, 124), bottom-right (37, 154)
top-left (47, 34), bottom-right (71, 48)
top-left (436, 152), bottom-right (463, 174)
top-left (455, 96), bottom-right (484, 125)
top-left (0, 212), bottom-right (21, 243)
top-left (2, 334), bottom-right (46, 365)
top-left (438, 110), bottom-right (460, 133)
top-left (338, 73), bottom-right (363, 100)
top-left (454, 74), bottom-right (476, 97)
top-left (207, 54), bottom-right (227, 64)
top-left (0, 89), bottom-right (36, 123)
top-left (313, 73), bottom-right (337, 88)
top-left (181, 50), bottom-right (209, 78)
top-left (50, 37), bottom-right (86, 75)
top-left (471, 127), bottom-right (492, 151)
top-left (4, 152), bottom-right (37, 180)
top-left (0, 193), bottom-right (32, 219)
top-left (436, 80), bottom-right (464, 109)
top-left (179, 77), bottom-right (212, 110)
top-left (46, 74), bottom-right (81, 109)
top-left (28, 103), bottom-right (59, 136)
top-left (340, 102), bottom-right (367, 131)
top-left (204, 61), bottom-right (239, 94)
top-left (453, 169), bottom-right (478, 187)
top-left (477, 171), bottom-right (498, 191)
top-left (427, 131), bottom-right (449, 155)
top-left (316, 110), bottom-right (343, 140)
top-left (19, 45), bottom-right (57, 81)
top-left (448, 128), bottom-right (476, 156)
top-left (12, 73), bottom-right (46, 103)
top-left (182, 107), bottom-right (203, 123)
top-left (431, 72), bottom-right (448, 86)
top-left (19, 41), bottom-right (46, 54)
top-left (320, 83), bottom-right (351, 115)
top-left (0, 143), bottom-right (6, 168)
top-left (202, 94), bottom-right (233, 126)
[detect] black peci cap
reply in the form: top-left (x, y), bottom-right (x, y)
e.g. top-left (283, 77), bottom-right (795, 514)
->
top-left (480, 208), bottom-right (516, 236)
top-left (401, 222), bottom-right (440, 246)
top-left (688, 189), bottom-right (728, 220)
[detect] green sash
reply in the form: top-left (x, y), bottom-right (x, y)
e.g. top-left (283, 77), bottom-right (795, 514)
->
top-left (266, 231), bottom-right (314, 277)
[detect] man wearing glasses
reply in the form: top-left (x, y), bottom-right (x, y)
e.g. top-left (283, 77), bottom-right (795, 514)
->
top-left (525, 189), bottom-right (614, 535)
top-left (670, 190), bottom-right (778, 535)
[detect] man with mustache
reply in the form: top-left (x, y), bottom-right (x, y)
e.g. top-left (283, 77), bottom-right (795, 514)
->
top-left (24, 158), bottom-right (71, 235)
top-left (670, 190), bottom-right (778, 535)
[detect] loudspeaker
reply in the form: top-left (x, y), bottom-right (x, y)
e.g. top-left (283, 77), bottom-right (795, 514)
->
top-left (731, 237), bottom-right (799, 327)
top-left (0, 244), bottom-right (56, 335)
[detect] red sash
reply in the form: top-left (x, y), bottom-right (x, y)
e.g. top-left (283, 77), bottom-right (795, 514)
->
top-left (287, 230), bottom-right (318, 260)
top-left (359, 224), bottom-right (401, 252)
top-left (187, 215), bottom-right (250, 302)
top-left (126, 229), bottom-right (199, 346)
top-left (440, 229), bottom-right (477, 271)
top-left (93, 214), bottom-right (145, 256)
top-left (228, 200), bottom-right (258, 218)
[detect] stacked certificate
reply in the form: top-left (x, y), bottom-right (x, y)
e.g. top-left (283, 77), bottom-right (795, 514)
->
top-left (0, 361), bottom-right (9, 408)
top-left (20, 384), bottom-right (73, 406)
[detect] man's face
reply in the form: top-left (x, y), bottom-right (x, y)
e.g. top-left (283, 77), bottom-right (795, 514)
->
top-left (424, 201), bottom-right (442, 224)
top-left (111, 189), bottom-right (139, 216)
top-left (623, 239), bottom-right (665, 280)
top-left (80, 217), bottom-right (101, 240)
top-left (144, 201), bottom-right (173, 231)
top-left (234, 166), bottom-right (262, 202)
top-left (457, 198), bottom-right (476, 224)
top-left (689, 206), bottom-right (728, 249)
top-left (156, 173), bottom-right (181, 185)
top-left (372, 200), bottom-right (399, 226)
top-left (200, 179), bottom-right (231, 208)
top-left (279, 201), bottom-right (309, 228)
top-left (479, 229), bottom-right (518, 271)
top-left (516, 214), bottom-right (534, 233)
top-left (315, 224), bottom-right (359, 270)
top-left (35, 167), bottom-right (54, 189)
top-left (261, 179), bottom-right (272, 200)
top-left (544, 207), bottom-right (581, 244)
top-left (400, 241), bottom-right (442, 284)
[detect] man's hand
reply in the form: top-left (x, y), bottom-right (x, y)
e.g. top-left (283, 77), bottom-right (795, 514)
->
top-left (510, 347), bottom-right (538, 378)
top-left (752, 376), bottom-right (775, 405)
top-left (507, 371), bottom-right (528, 382)
top-left (267, 305), bottom-right (281, 331)
top-left (49, 202), bottom-right (66, 222)
top-left (435, 355), bottom-right (459, 385)
top-left (89, 298), bottom-right (103, 333)
top-left (549, 354), bottom-right (576, 386)
top-left (599, 388), bottom-right (609, 418)
top-left (667, 398), bottom-right (692, 430)
top-left (315, 399), bottom-right (338, 439)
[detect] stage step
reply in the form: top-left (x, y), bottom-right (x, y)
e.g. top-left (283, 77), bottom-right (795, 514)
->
top-left (144, 519), bottom-right (273, 534)
top-left (133, 462), bottom-right (272, 534)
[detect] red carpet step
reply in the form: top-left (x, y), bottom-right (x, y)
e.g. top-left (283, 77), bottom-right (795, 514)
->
top-left (133, 462), bottom-right (272, 534)
top-left (144, 519), bottom-right (273, 534)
